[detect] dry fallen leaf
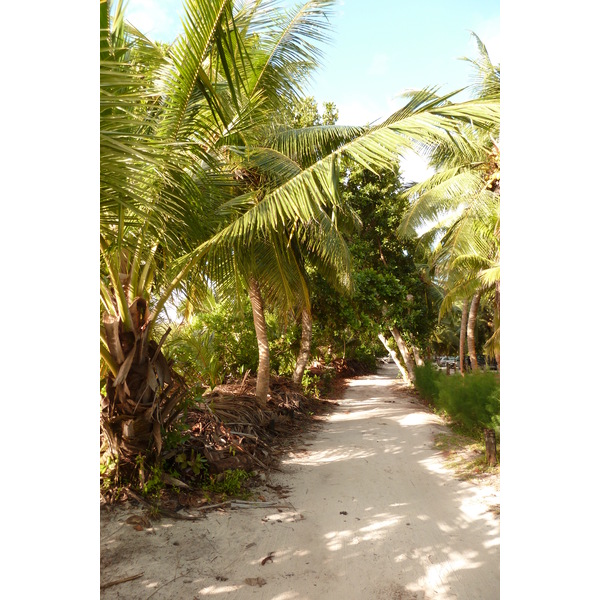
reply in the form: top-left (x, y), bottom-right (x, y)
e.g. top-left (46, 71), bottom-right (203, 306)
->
top-left (261, 552), bottom-right (275, 565)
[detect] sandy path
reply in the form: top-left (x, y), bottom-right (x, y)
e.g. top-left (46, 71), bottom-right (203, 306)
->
top-left (101, 364), bottom-right (500, 599)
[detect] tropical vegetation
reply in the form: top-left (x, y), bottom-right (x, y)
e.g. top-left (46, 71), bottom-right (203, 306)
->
top-left (100, 0), bottom-right (500, 491)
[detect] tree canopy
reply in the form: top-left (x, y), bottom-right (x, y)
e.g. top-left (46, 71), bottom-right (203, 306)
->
top-left (99, 0), bottom-right (500, 486)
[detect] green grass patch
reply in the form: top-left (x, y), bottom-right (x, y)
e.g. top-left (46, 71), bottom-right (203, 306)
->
top-left (205, 469), bottom-right (254, 499)
top-left (413, 362), bottom-right (442, 403)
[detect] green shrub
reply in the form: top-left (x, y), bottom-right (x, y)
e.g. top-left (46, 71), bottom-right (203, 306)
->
top-left (302, 371), bottom-right (321, 398)
top-left (163, 300), bottom-right (259, 390)
top-left (435, 371), bottom-right (500, 434)
top-left (206, 469), bottom-right (252, 497)
top-left (414, 362), bottom-right (442, 402)
top-left (267, 317), bottom-right (301, 377)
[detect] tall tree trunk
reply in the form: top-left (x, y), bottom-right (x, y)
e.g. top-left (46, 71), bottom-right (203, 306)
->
top-left (494, 280), bottom-right (500, 372)
top-left (378, 332), bottom-right (410, 383)
top-left (292, 307), bottom-right (312, 385)
top-left (412, 346), bottom-right (424, 367)
top-left (484, 428), bottom-right (497, 466)
top-left (248, 277), bottom-right (270, 407)
top-left (101, 299), bottom-right (186, 485)
top-left (467, 291), bottom-right (482, 372)
top-left (459, 298), bottom-right (469, 375)
top-left (390, 326), bottom-right (416, 382)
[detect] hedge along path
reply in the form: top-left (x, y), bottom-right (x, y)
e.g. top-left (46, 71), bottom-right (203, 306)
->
top-left (100, 363), bottom-right (499, 600)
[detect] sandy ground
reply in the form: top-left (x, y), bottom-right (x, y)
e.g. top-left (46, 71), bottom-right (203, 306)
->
top-left (100, 363), bottom-right (500, 599)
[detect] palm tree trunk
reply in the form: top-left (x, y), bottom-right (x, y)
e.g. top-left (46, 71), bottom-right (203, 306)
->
top-left (390, 326), bottom-right (416, 382)
top-left (494, 280), bottom-right (500, 372)
top-left (101, 301), bottom-right (186, 484)
top-left (292, 308), bottom-right (312, 385)
top-left (248, 276), bottom-right (270, 406)
top-left (378, 332), bottom-right (410, 383)
top-left (467, 291), bottom-right (482, 372)
top-left (459, 298), bottom-right (469, 375)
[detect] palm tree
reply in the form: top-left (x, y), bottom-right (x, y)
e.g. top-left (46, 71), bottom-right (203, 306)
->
top-left (398, 33), bottom-right (500, 369)
top-left (172, 2), bottom-right (499, 403)
top-left (101, 0), bottom-right (501, 477)
top-left (100, 0), bottom-right (251, 475)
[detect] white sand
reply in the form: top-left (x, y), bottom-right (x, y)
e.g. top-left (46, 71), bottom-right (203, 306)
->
top-left (101, 363), bottom-right (499, 599)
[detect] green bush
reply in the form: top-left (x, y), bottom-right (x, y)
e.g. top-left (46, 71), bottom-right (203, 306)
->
top-left (414, 362), bottom-right (442, 402)
top-left (207, 469), bottom-right (252, 497)
top-left (163, 300), bottom-right (259, 390)
top-left (267, 316), bottom-right (301, 377)
top-left (436, 371), bottom-right (500, 434)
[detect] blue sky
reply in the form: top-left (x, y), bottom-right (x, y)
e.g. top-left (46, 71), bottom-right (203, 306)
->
top-left (123, 0), bottom-right (499, 179)
top-left (124, 0), bottom-right (499, 124)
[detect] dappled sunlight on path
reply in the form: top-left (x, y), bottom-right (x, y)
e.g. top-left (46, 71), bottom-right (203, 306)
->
top-left (101, 363), bottom-right (499, 600)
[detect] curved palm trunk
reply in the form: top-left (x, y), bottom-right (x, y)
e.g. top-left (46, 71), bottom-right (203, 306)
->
top-left (390, 326), bottom-right (416, 383)
top-left (292, 308), bottom-right (312, 385)
top-left (459, 298), bottom-right (469, 375)
top-left (248, 277), bottom-right (270, 407)
top-left (494, 281), bottom-right (500, 372)
top-left (467, 291), bottom-right (482, 372)
top-left (378, 332), bottom-right (410, 383)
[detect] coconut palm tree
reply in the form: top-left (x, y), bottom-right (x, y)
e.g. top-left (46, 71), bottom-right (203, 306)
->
top-left (101, 0), bottom-right (501, 477)
top-left (171, 2), bottom-right (500, 402)
top-left (398, 33), bottom-right (500, 369)
top-left (100, 0), bottom-right (251, 476)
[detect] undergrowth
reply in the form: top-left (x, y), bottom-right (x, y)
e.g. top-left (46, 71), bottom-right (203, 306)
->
top-left (413, 363), bottom-right (500, 468)
top-left (414, 363), bottom-right (500, 439)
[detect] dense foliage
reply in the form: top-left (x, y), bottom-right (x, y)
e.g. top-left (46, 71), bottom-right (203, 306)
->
top-left (99, 0), bottom-right (500, 488)
top-left (413, 364), bottom-right (500, 439)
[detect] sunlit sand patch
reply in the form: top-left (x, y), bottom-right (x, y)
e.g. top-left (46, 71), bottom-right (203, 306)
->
top-left (396, 412), bottom-right (444, 426)
top-left (436, 520), bottom-right (455, 534)
top-left (270, 592), bottom-right (301, 600)
top-left (198, 583), bottom-right (244, 595)
top-left (323, 515), bottom-right (403, 552)
top-left (419, 455), bottom-right (455, 476)
top-left (284, 447), bottom-right (375, 466)
top-left (347, 377), bottom-right (396, 387)
top-left (329, 407), bottom-right (397, 422)
top-left (358, 516), bottom-right (401, 534)
top-left (324, 529), bottom-right (354, 551)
